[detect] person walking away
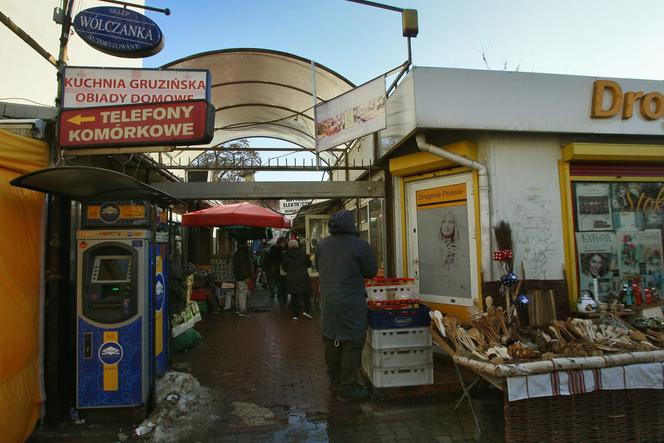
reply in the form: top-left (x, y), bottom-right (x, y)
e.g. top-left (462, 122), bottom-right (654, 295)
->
top-left (266, 237), bottom-right (286, 298)
top-left (232, 241), bottom-right (253, 313)
top-left (281, 239), bottom-right (313, 320)
top-left (316, 209), bottom-right (377, 401)
top-left (257, 240), bottom-right (270, 289)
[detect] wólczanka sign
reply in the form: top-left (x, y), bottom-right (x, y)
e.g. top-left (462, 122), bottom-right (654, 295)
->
top-left (59, 100), bottom-right (215, 149)
top-left (73, 6), bottom-right (164, 58)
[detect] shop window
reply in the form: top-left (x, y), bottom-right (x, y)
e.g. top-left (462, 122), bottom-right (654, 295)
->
top-left (571, 180), bottom-right (664, 301)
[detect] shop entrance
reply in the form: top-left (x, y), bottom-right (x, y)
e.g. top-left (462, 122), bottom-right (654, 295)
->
top-left (405, 173), bottom-right (479, 307)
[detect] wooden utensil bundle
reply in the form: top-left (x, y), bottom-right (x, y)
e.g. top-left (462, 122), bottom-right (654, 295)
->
top-left (527, 289), bottom-right (557, 327)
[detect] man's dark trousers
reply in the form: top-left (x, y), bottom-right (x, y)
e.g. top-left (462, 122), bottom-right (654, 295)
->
top-left (323, 331), bottom-right (366, 394)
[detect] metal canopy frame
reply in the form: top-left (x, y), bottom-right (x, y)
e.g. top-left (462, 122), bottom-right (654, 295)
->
top-left (153, 48), bottom-right (361, 174)
top-left (153, 180), bottom-right (384, 201)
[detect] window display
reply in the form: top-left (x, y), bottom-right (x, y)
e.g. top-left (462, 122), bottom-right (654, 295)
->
top-left (572, 181), bottom-right (664, 303)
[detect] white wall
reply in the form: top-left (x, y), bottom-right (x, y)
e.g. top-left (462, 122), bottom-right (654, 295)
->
top-left (411, 66), bottom-right (664, 137)
top-left (480, 133), bottom-right (565, 281)
top-left (0, 0), bottom-right (144, 107)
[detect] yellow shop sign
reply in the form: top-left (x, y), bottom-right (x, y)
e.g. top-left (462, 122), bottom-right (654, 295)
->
top-left (591, 80), bottom-right (664, 120)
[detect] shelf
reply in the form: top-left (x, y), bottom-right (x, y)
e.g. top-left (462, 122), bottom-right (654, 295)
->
top-left (576, 310), bottom-right (632, 318)
top-left (628, 300), bottom-right (664, 311)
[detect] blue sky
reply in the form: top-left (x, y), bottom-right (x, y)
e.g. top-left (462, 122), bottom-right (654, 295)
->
top-left (143, 0), bottom-right (664, 180)
top-left (145, 0), bottom-right (664, 83)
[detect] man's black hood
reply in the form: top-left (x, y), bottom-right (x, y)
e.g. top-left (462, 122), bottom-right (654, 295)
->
top-left (328, 209), bottom-right (358, 235)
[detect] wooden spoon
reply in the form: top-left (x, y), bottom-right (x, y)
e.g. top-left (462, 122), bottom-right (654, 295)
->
top-left (433, 310), bottom-right (446, 337)
top-left (485, 296), bottom-right (493, 313)
top-left (494, 307), bottom-right (511, 338)
top-left (468, 328), bottom-right (487, 349)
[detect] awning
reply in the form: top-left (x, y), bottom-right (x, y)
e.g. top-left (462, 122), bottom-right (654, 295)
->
top-left (182, 202), bottom-right (290, 228)
top-left (155, 48), bottom-right (356, 171)
top-left (9, 166), bottom-right (179, 202)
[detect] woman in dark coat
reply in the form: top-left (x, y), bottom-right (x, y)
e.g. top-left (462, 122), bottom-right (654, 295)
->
top-left (281, 239), bottom-right (313, 319)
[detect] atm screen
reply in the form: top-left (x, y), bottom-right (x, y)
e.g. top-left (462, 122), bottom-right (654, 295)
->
top-left (92, 255), bottom-right (131, 283)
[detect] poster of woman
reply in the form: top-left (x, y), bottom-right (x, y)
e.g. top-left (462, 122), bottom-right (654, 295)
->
top-left (416, 204), bottom-right (471, 302)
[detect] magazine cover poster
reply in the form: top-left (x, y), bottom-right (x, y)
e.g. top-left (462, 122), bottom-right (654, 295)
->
top-left (617, 229), bottom-right (663, 275)
top-left (575, 231), bottom-right (618, 298)
top-left (575, 183), bottom-right (613, 231)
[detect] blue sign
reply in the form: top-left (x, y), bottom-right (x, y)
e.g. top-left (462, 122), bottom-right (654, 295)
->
top-left (98, 341), bottom-right (124, 365)
top-left (73, 7), bottom-right (164, 58)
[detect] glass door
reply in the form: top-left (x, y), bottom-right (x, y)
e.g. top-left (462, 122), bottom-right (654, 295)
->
top-left (406, 173), bottom-right (478, 306)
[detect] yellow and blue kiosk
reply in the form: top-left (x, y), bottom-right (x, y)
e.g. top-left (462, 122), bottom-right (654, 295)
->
top-left (76, 200), bottom-right (169, 409)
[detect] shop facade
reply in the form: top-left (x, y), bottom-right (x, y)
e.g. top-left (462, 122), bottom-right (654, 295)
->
top-left (371, 67), bottom-right (664, 319)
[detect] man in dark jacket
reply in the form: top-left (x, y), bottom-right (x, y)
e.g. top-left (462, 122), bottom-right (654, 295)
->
top-left (266, 237), bottom-right (287, 299)
top-left (316, 209), bottom-right (377, 401)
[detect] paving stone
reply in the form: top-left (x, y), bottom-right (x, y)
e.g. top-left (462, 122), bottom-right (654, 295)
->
top-left (30, 291), bottom-right (506, 442)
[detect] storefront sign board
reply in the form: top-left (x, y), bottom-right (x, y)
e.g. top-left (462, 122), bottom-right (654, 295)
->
top-left (59, 100), bottom-right (215, 149)
top-left (62, 67), bottom-right (211, 109)
top-left (73, 6), bottom-right (164, 58)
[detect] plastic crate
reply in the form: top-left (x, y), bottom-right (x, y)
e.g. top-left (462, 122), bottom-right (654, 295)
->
top-left (365, 278), bottom-right (415, 300)
top-left (367, 300), bottom-right (430, 329)
top-left (362, 344), bottom-right (432, 369)
top-left (362, 363), bottom-right (433, 388)
top-left (367, 326), bottom-right (431, 349)
top-left (190, 288), bottom-right (208, 301)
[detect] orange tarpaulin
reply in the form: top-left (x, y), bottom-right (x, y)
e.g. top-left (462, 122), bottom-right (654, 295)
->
top-left (0, 129), bottom-right (48, 443)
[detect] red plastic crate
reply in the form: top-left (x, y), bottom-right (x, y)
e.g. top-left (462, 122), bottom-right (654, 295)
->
top-left (190, 288), bottom-right (208, 301)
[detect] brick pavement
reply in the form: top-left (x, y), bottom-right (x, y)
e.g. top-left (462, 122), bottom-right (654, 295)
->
top-left (175, 289), bottom-right (506, 442)
top-left (28, 289), bottom-right (506, 442)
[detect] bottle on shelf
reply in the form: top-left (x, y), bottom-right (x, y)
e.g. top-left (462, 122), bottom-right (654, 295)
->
top-left (632, 283), bottom-right (642, 306)
top-left (624, 284), bottom-right (633, 307)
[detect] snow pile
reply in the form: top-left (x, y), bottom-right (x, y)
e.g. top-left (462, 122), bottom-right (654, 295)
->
top-left (231, 402), bottom-right (275, 426)
top-left (136, 371), bottom-right (226, 442)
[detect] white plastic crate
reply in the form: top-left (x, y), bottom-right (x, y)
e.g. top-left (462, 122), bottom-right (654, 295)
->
top-left (367, 326), bottom-right (431, 349)
top-left (366, 284), bottom-right (414, 301)
top-left (362, 363), bottom-right (434, 388)
top-left (362, 344), bottom-right (432, 369)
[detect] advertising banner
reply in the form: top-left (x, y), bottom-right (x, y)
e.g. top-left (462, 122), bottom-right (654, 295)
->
top-left (315, 76), bottom-right (386, 152)
top-left (63, 67), bottom-right (211, 109)
top-left (59, 100), bottom-right (214, 149)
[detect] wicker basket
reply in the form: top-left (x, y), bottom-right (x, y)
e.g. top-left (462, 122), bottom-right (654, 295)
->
top-left (504, 389), bottom-right (664, 442)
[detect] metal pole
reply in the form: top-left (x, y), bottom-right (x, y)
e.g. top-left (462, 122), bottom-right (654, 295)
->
top-left (98, 0), bottom-right (171, 15)
top-left (345, 0), bottom-right (403, 13)
top-left (53, 0), bottom-right (75, 164)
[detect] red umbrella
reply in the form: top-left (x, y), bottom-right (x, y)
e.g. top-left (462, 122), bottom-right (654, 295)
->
top-left (182, 202), bottom-right (291, 228)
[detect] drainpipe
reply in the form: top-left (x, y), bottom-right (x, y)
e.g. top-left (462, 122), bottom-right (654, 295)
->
top-left (415, 133), bottom-right (492, 282)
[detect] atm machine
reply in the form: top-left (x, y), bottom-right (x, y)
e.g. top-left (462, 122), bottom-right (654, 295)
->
top-left (76, 200), bottom-right (169, 410)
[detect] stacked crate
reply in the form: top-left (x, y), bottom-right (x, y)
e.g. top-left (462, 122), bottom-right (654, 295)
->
top-left (362, 279), bottom-right (434, 388)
